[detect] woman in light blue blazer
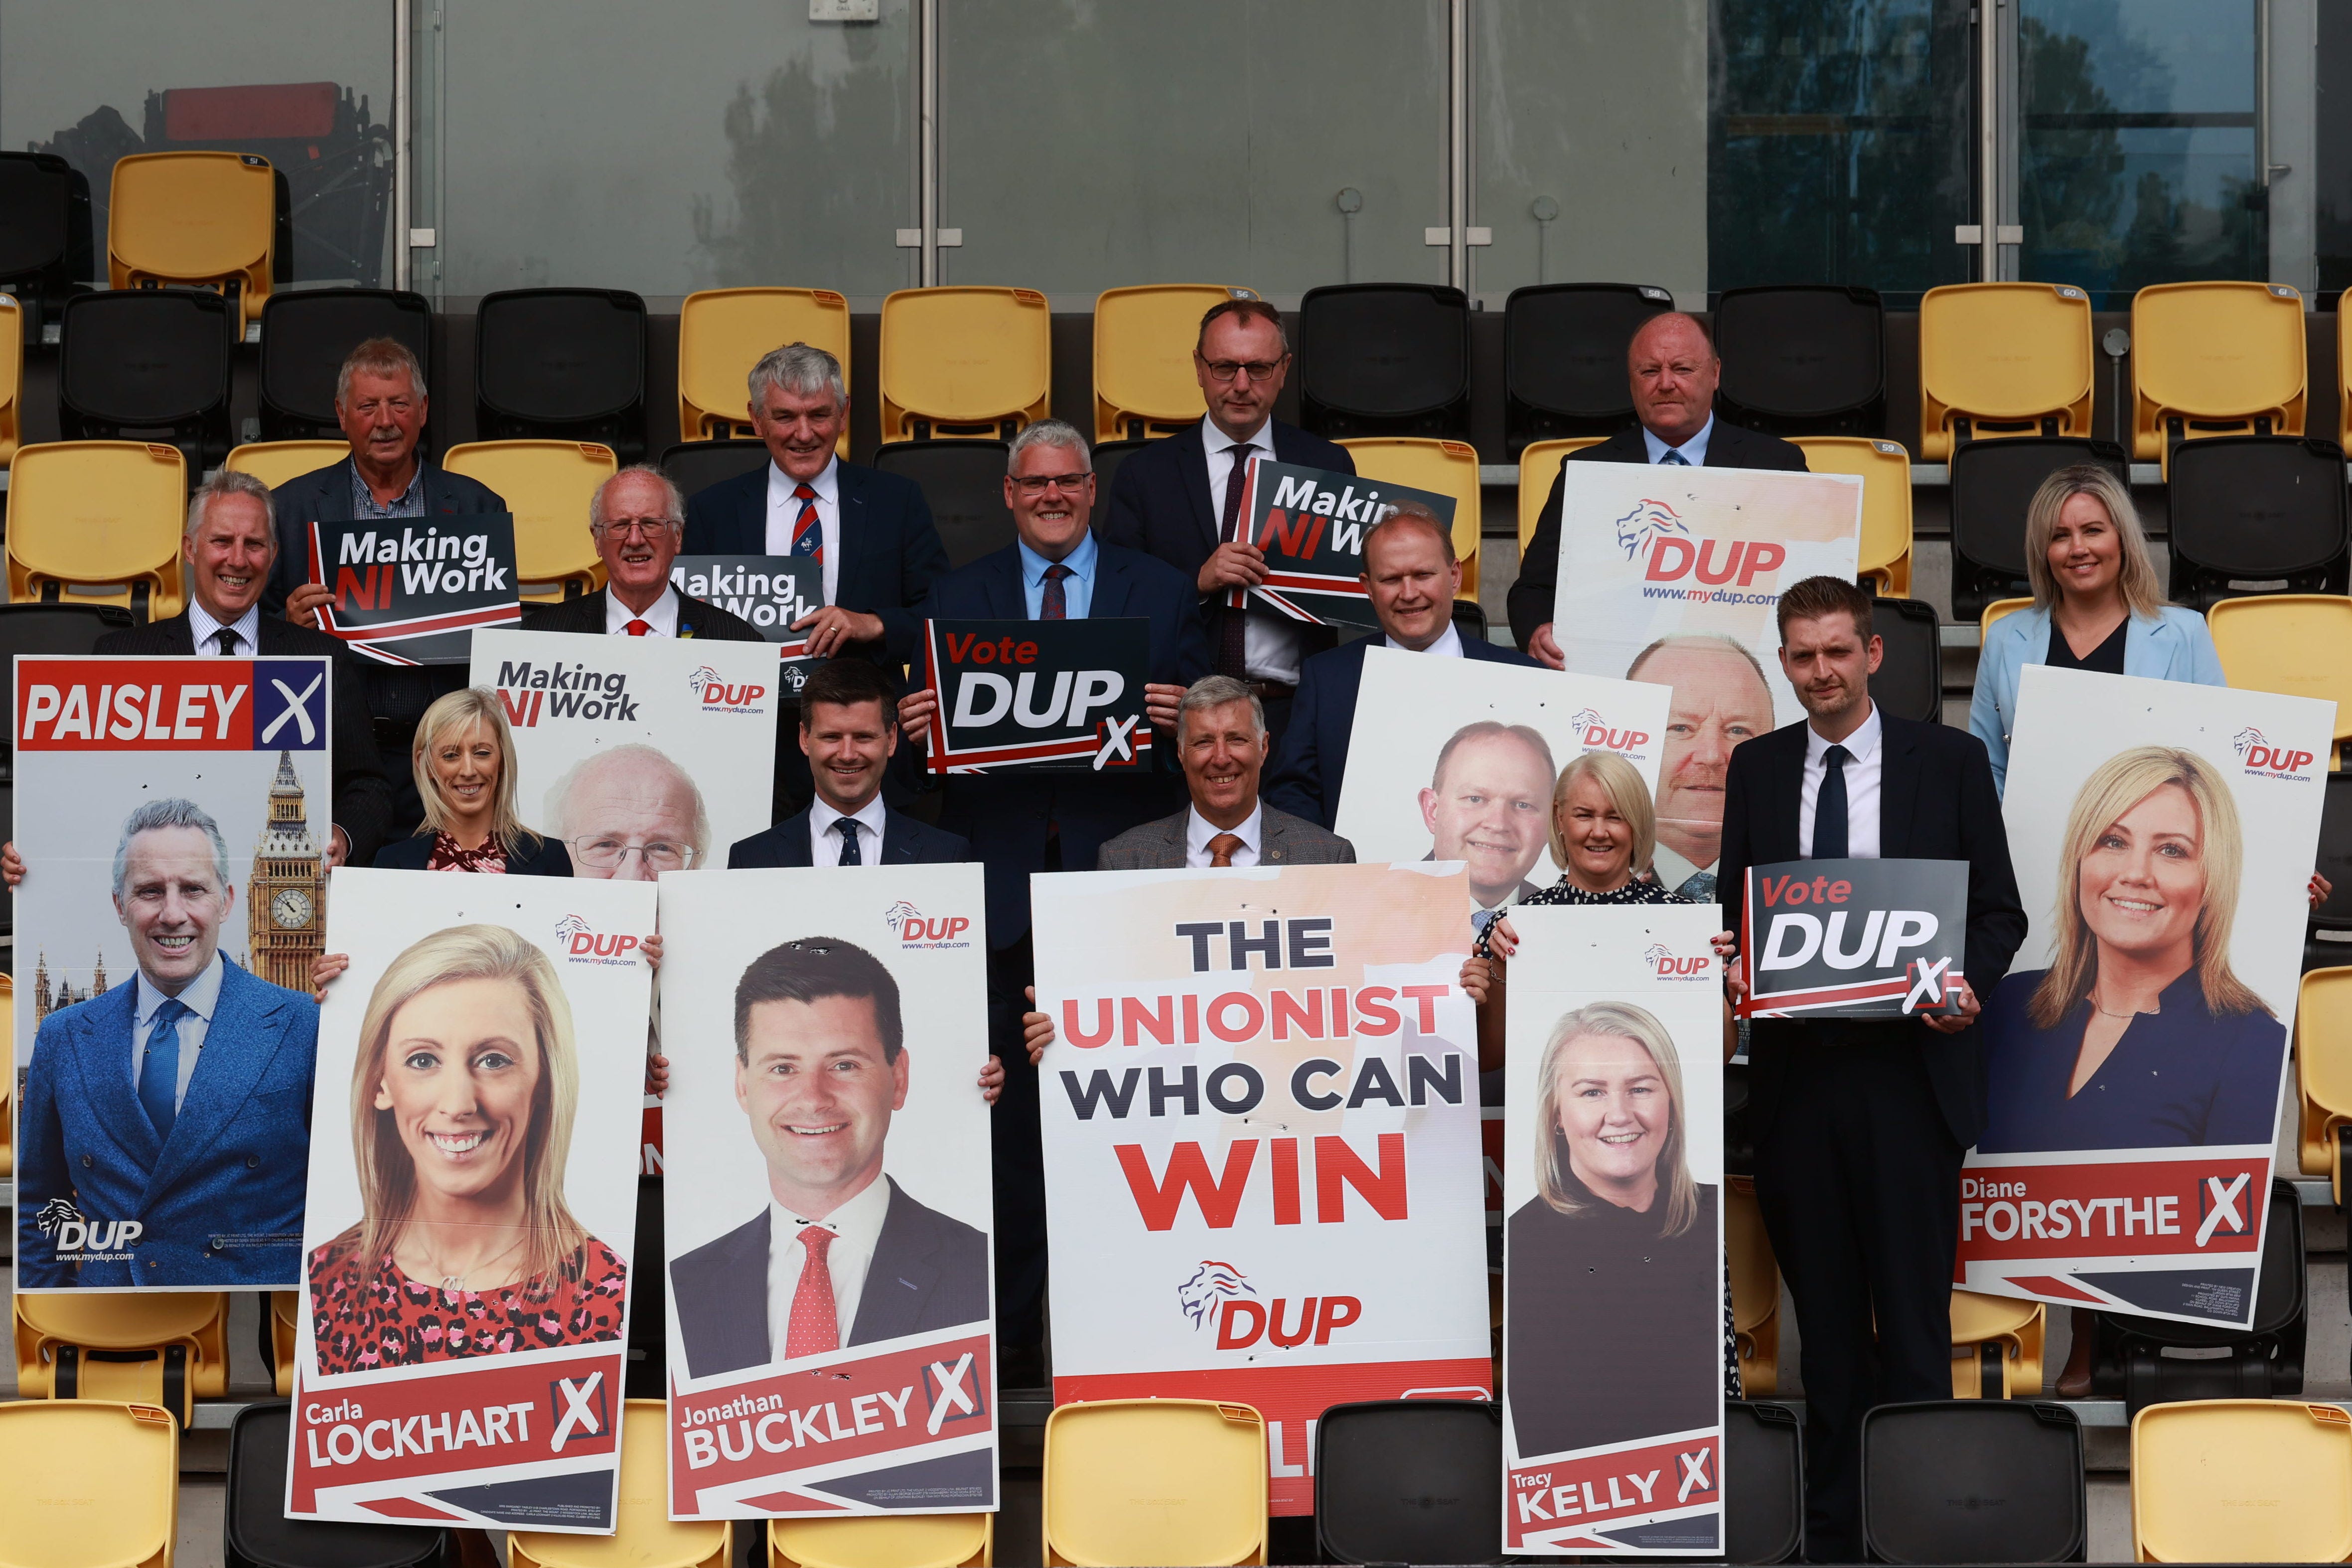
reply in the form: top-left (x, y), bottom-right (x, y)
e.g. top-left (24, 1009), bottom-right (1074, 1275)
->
top-left (1969, 464), bottom-right (2223, 794)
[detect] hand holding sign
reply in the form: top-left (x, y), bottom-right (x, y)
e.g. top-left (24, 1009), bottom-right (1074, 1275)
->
top-left (1738, 858), bottom-right (1970, 1020)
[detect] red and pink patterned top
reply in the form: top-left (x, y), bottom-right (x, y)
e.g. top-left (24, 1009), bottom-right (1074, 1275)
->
top-left (306, 1238), bottom-right (626, 1375)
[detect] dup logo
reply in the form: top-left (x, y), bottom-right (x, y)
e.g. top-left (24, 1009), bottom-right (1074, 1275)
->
top-left (686, 665), bottom-right (767, 714)
top-left (35, 1198), bottom-right (142, 1258)
top-left (555, 914), bottom-right (642, 965)
top-left (2233, 726), bottom-right (2315, 780)
top-left (1568, 707), bottom-right (1651, 758)
top-left (1176, 1259), bottom-right (1361, 1350)
top-left (1643, 943), bottom-right (1714, 981)
top-left (1614, 500), bottom-right (1689, 560)
top-left (883, 900), bottom-right (973, 950)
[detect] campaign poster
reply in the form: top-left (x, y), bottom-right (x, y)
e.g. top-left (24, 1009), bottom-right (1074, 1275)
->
top-left (1547, 464), bottom-right (1861, 900)
top-left (13, 655), bottom-right (334, 1292)
top-left (1502, 903), bottom-right (1726, 1556)
top-left (1332, 646), bottom-right (1670, 936)
top-left (309, 514), bottom-right (521, 665)
top-left (286, 868), bottom-right (654, 1530)
top-left (1032, 862), bottom-right (1492, 1516)
top-left (657, 864), bottom-right (996, 1520)
top-left (1737, 858), bottom-right (1969, 1019)
top-left (668, 556), bottom-right (823, 696)
top-left (1958, 666), bottom-right (2331, 1330)
top-left (1230, 459), bottom-right (1456, 630)
top-left (919, 617), bottom-right (1153, 773)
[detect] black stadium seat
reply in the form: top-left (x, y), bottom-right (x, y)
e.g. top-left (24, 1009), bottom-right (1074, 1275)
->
top-left (474, 286), bottom-right (649, 462)
top-left (872, 439), bottom-right (1014, 568)
top-left (1502, 282), bottom-right (1673, 452)
top-left (1088, 437), bottom-right (1147, 535)
top-left (57, 287), bottom-right (234, 472)
top-left (2166, 436), bottom-right (2351, 610)
top-left (1724, 1401), bottom-right (1804, 1565)
top-left (659, 437), bottom-right (770, 503)
top-left (1947, 436), bottom-right (2129, 623)
top-left (1314, 1399), bottom-right (1502, 1565)
top-left (1298, 282), bottom-right (1471, 441)
top-left (0, 150), bottom-right (94, 332)
top-left (226, 1402), bottom-right (454, 1568)
top-left (1861, 1401), bottom-right (2086, 1564)
top-left (1713, 285), bottom-right (1885, 437)
top-left (1868, 596), bottom-right (1941, 724)
top-left (259, 288), bottom-right (433, 439)
top-left (2307, 772), bottom-right (2352, 972)
top-left (0, 603), bottom-right (134, 938)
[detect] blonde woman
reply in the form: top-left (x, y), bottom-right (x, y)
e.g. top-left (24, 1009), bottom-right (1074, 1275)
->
top-left (1978, 746), bottom-right (2285, 1154)
top-left (376, 687), bottom-right (571, 874)
top-left (1506, 1001), bottom-right (1718, 1460)
top-left (308, 924), bottom-right (624, 1373)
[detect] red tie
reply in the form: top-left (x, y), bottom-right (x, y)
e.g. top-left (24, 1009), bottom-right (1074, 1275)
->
top-left (785, 1227), bottom-right (840, 1358)
top-left (791, 483), bottom-right (823, 564)
top-left (625, 619), bottom-right (651, 636)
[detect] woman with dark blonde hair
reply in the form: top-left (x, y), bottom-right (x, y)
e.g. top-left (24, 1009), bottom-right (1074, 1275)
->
top-left (375, 687), bottom-right (571, 874)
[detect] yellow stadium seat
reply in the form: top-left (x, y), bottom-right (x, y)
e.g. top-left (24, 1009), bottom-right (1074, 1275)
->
top-left (1980, 596), bottom-right (2034, 643)
top-left (2131, 1399), bottom-right (2352, 1562)
top-left (1917, 283), bottom-right (2095, 460)
top-left (1727, 1174), bottom-right (1778, 1397)
top-left (2131, 282), bottom-right (2306, 463)
top-left (2208, 594), bottom-right (2352, 766)
top-left (225, 439), bottom-right (351, 492)
top-left (5, 441), bottom-right (188, 622)
top-left (1794, 436), bottom-right (1912, 596)
top-left (678, 287), bottom-right (852, 455)
top-left (269, 1292), bottom-right (299, 1397)
top-left (2297, 968), bottom-right (2352, 1201)
top-left (0, 974), bottom-right (12, 1178)
top-left (442, 439), bottom-right (615, 603)
top-left (1339, 437), bottom-right (1483, 599)
top-left (14, 1292), bottom-right (230, 1426)
top-left (771, 1513), bottom-right (993, 1568)
top-left (1949, 1288), bottom-right (2045, 1399)
top-left (0, 1400), bottom-right (178, 1568)
top-left (1092, 285), bottom-right (1254, 442)
top-left (2341, 308), bottom-right (2352, 451)
top-left (1043, 1400), bottom-right (1267, 1567)
top-left (510, 1399), bottom-right (733, 1568)
top-left (1515, 437), bottom-right (1604, 554)
top-left (0, 291), bottom-right (21, 469)
top-left (879, 287), bottom-right (1051, 442)
top-left (107, 150), bottom-right (276, 335)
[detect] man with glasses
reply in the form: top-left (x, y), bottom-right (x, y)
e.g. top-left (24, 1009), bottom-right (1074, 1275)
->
top-left (518, 465), bottom-right (766, 642)
top-left (1103, 298), bottom-right (1354, 747)
top-left (545, 743), bottom-right (711, 882)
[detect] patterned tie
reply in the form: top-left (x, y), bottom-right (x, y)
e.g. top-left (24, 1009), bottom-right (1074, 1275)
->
top-left (790, 483), bottom-right (823, 564)
top-left (1676, 870), bottom-right (1718, 901)
top-left (625, 619), bottom-right (652, 636)
top-left (138, 998), bottom-right (193, 1142)
top-left (1041, 563), bottom-right (1072, 620)
top-left (785, 1226), bottom-right (840, 1358)
top-left (1207, 832), bottom-right (1242, 867)
top-left (1661, 449), bottom-right (1691, 466)
top-left (1813, 743), bottom-right (1852, 860)
top-left (212, 628), bottom-right (239, 656)
top-left (838, 819), bottom-right (863, 866)
top-left (1216, 444), bottom-right (1253, 678)
top-left (1472, 908), bottom-right (1500, 942)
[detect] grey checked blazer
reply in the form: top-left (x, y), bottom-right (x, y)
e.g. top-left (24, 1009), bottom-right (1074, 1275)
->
top-left (1095, 804), bottom-right (1356, 870)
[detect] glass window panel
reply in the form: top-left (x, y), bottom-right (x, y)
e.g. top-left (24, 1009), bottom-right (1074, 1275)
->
top-left (2309, 0), bottom-right (2352, 293)
top-left (0, 0), bottom-right (395, 285)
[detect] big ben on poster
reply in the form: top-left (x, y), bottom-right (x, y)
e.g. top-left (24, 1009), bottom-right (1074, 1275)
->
top-left (248, 748), bottom-right (325, 990)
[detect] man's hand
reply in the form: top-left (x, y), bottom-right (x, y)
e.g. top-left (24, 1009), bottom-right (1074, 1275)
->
top-left (1923, 979), bottom-right (1981, 1035)
top-left (1, 842), bottom-right (23, 889)
top-left (326, 827), bottom-right (351, 869)
top-left (287, 583), bottom-right (333, 630)
top-left (790, 605), bottom-right (886, 658)
top-left (1145, 682), bottom-right (1185, 732)
top-left (979, 1056), bottom-right (1005, 1106)
top-left (642, 933), bottom-right (663, 972)
top-left (645, 1053), bottom-right (670, 1097)
top-left (1196, 540), bottom-right (1268, 595)
top-left (2313, 871), bottom-right (2335, 912)
top-left (1023, 985), bottom-right (1056, 1067)
top-left (1527, 623), bottom-right (1566, 671)
top-left (897, 689), bottom-right (938, 752)
top-left (312, 952), bottom-right (351, 1004)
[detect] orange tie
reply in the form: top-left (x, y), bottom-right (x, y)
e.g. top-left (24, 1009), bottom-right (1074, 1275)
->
top-left (1207, 832), bottom-right (1243, 867)
top-left (784, 1226), bottom-right (839, 1358)
top-left (625, 618), bottom-right (652, 636)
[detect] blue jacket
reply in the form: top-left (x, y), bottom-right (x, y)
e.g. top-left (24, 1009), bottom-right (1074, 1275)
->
top-left (1264, 633), bottom-right (1542, 829)
top-left (1969, 604), bottom-right (2224, 792)
top-left (730, 804), bottom-right (972, 868)
top-left (17, 961), bottom-right (317, 1286)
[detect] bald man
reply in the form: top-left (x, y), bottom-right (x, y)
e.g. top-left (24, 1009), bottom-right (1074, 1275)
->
top-left (548, 743), bottom-right (712, 880)
top-left (1629, 634), bottom-right (1777, 901)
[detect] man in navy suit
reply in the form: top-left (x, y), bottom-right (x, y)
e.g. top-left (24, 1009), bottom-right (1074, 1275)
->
top-left (17, 798), bottom-right (318, 1286)
top-left (1508, 312), bottom-right (1810, 666)
top-left (895, 419), bottom-right (1209, 1376)
top-left (1265, 503), bottom-right (1540, 831)
top-left (1102, 297), bottom-right (1353, 748)
top-left (731, 658), bottom-right (972, 869)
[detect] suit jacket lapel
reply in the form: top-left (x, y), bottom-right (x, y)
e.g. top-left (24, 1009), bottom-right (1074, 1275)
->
top-left (982, 550), bottom-right (1027, 620)
top-left (850, 1180), bottom-right (939, 1345)
top-left (1177, 425), bottom-right (1219, 557)
top-left (779, 811), bottom-right (815, 866)
top-left (157, 616), bottom-right (197, 655)
top-left (882, 811), bottom-right (921, 864)
top-left (79, 987), bottom-right (163, 1172)
top-left (1769, 727), bottom-right (1806, 864)
top-left (1877, 716), bottom-right (1921, 858)
top-left (834, 464), bottom-right (872, 605)
top-left (1089, 545), bottom-right (1134, 619)
top-left (146, 967), bottom-right (285, 1200)
top-left (1261, 810), bottom-right (1292, 865)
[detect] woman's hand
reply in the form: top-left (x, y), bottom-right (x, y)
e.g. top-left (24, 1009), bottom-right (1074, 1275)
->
top-left (1483, 915), bottom-right (1520, 960)
top-left (644, 1053), bottom-right (670, 1097)
top-left (312, 952), bottom-right (351, 1003)
top-left (2312, 871), bottom-right (2334, 912)
top-left (979, 1056), bottom-right (1005, 1106)
top-left (1023, 985), bottom-right (1055, 1067)
top-left (1711, 930), bottom-right (1747, 1006)
top-left (1459, 955), bottom-right (1495, 1007)
top-left (2, 841), bottom-right (25, 888)
top-left (642, 933), bottom-right (663, 971)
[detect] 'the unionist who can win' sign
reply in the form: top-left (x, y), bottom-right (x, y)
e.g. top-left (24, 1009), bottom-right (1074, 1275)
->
top-left (1736, 857), bottom-right (1968, 1019)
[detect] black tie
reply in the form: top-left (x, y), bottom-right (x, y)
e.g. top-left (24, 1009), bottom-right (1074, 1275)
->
top-left (1215, 444), bottom-right (1252, 678)
top-left (837, 819), bottom-right (862, 866)
top-left (213, 627), bottom-right (239, 656)
top-left (1813, 743), bottom-right (1852, 860)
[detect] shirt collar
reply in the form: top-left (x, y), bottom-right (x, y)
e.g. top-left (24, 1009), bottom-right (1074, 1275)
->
top-left (1805, 701), bottom-right (1883, 766)
top-left (772, 1170), bottom-right (892, 1247)
top-left (606, 584), bottom-right (681, 636)
top-left (1651, 842), bottom-right (1710, 886)
top-left (1388, 620), bottom-right (1465, 658)
top-left (1187, 803), bottom-right (1263, 860)
top-left (1019, 527), bottom-right (1098, 592)
top-left (1202, 414), bottom-right (1275, 458)
top-left (136, 951), bottom-right (225, 1029)
top-left (810, 791), bottom-right (889, 848)
top-left (349, 455), bottom-right (428, 517)
top-left (1641, 413), bottom-right (1715, 466)
top-left (768, 455), bottom-right (839, 506)
top-left (186, 596), bottom-right (262, 656)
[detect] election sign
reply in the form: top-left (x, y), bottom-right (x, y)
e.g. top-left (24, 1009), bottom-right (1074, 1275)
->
top-left (1227, 459), bottom-right (1457, 629)
top-left (1736, 858), bottom-right (1968, 1019)
top-left (669, 555), bottom-right (824, 695)
top-left (919, 617), bottom-right (1153, 773)
top-left (1031, 862), bottom-right (1491, 1516)
top-left (657, 864), bottom-right (996, 1519)
top-left (1502, 903), bottom-right (1726, 1556)
top-left (287, 868), bottom-right (654, 1530)
top-left (309, 514), bottom-right (521, 665)
top-left (1960, 666), bottom-right (2331, 1330)
top-left (13, 656), bottom-right (334, 1292)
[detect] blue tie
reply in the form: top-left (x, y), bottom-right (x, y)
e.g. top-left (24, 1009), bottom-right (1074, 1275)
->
top-left (1661, 449), bottom-right (1691, 466)
top-left (838, 819), bottom-right (863, 866)
top-left (139, 998), bottom-right (193, 1142)
top-left (1813, 744), bottom-right (1852, 860)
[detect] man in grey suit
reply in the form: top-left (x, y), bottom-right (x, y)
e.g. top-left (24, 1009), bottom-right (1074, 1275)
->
top-left (1097, 676), bottom-right (1355, 870)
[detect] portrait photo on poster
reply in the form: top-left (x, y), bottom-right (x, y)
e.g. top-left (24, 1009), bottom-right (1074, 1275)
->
top-left (657, 864), bottom-right (997, 1520)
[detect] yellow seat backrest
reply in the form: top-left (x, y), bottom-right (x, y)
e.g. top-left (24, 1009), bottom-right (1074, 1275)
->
top-left (0, 1401), bottom-right (178, 1568)
top-left (2206, 595), bottom-right (2352, 746)
top-left (1337, 437), bottom-right (1483, 599)
top-left (225, 440), bottom-right (352, 493)
top-left (0, 291), bottom-right (22, 468)
top-left (1515, 437), bottom-right (1604, 554)
top-left (1917, 284), bottom-right (2094, 460)
top-left (2132, 1400), bottom-right (2352, 1562)
top-left (2131, 282), bottom-right (2306, 461)
top-left (2340, 308), bottom-right (2352, 451)
top-left (441, 439), bottom-right (615, 601)
top-left (108, 151), bottom-right (276, 334)
top-left (1093, 285), bottom-right (1250, 442)
top-left (879, 287), bottom-right (1051, 441)
top-left (13, 1292), bottom-right (230, 1413)
top-left (270, 1292), bottom-right (300, 1398)
top-left (2297, 967), bottom-right (2352, 1186)
top-left (1042, 1400), bottom-right (1267, 1568)
top-left (5, 441), bottom-right (188, 619)
top-left (1980, 596), bottom-right (2034, 644)
top-left (1792, 436), bottom-right (1912, 595)
top-left (0, 974), bottom-right (12, 1178)
top-left (771, 1512), bottom-right (993, 1568)
top-left (677, 288), bottom-right (851, 453)
top-left (510, 1400), bottom-right (731, 1568)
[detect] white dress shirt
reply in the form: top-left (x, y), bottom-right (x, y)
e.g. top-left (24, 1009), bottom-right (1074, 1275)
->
top-left (132, 951), bottom-right (224, 1111)
top-left (1387, 621), bottom-right (1465, 658)
top-left (1641, 414), bottom-right (1716, 467)
top-left (809, 792), bottom-right (889, 866)
top-left (765, 456), bottom-right (843, 606)
top-left (1651, 842), bottom-right (1717, 894)
top-left (605, 585), bottom-right (681, 637)
top-left (1186, 804), bottom-right (1263, 868)
top-left (1203, 417), bottom-right (1308, 685)
top-left (187, 599), bottom-right (262, 657)
top-left (767, 1175), bottom-right (891, 1361)
top-left (1798, 702), bottom-right (1884, 860)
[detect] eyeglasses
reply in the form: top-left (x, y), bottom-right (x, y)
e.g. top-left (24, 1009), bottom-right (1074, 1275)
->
top-left (1012, 473), bottom-right (1091, 495)
top-left (349, 397), bottom-right (416, 419)
top-left (591, 518), bottom-right (681, 540)
top-left (569, 836), bottom-right (699, 872)
top-left (1199, 357), bottom-right (1287, 384)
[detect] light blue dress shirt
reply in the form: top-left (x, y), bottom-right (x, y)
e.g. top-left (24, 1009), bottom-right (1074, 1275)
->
top-left (1018, 529), bottom-right (1099, 620)
top-left (1641, 414), bottom-right (1715, 466)
top-left (132, 951), bottom-right (224, 1113)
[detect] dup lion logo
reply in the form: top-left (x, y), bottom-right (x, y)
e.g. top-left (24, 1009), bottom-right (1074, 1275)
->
top-left (1644, 943), bottom-right (1673, 968)
top-left (554, 914), bottom-right (592, 948)
top-left (1615, 499), bottom-right (1689, 560)
top-left (34, 1198), bottom-right (79, 1238)
top-left (883, 901), bottom-right (921, 935)
top-left (1568, 708), bottom-right (1604, 733)
top-left (685, 665), bottom-right (721, 697)
top-left (2232, 727), bottom-right (2266, 757)
top-left (1177, 1260), bottom-right (1256, 1331)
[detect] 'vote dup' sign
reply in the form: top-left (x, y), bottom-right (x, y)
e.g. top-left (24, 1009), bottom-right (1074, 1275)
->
top-left (920, 617), bottom-right (1154, 773)
top-left (1738, 857), bottom-right (1969, 1019)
